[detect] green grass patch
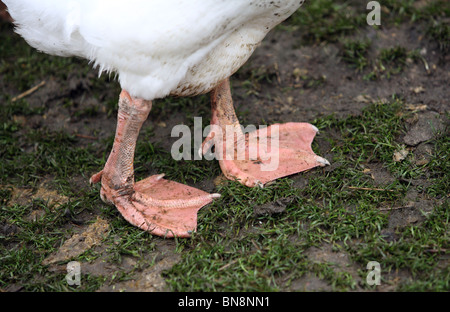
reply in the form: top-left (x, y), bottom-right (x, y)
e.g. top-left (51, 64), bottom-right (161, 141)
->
top-left (341, 39), bottom-right (372, 72)
top-left (427, 20), bottom-right (450, 54)
top-left (362, 46), bottom-right (421, 80)
top-left (163, 98), bottom-right (448, 291)
top-left (281, 0), bottom-right (366, 44)
top-left (1, 88), bottom-right (447, 292)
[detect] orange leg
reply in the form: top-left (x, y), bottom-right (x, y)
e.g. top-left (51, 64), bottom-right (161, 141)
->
top-left (91, 90), bottom-right (219, 238)
top-left (202, 78), bottom-right (329, 187)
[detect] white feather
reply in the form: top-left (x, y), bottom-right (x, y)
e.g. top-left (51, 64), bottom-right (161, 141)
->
top-left (4, 0), bottom-right (304, 100)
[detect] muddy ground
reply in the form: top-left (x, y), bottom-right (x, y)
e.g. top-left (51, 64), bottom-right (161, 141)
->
top-left (0, 1), bottom-right (449, 292)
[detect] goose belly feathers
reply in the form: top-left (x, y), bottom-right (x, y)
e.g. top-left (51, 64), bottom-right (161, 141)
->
top-left (5, 0), bottom-right (303, 100)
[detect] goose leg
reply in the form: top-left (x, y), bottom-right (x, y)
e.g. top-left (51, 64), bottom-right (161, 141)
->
top-left (91, 90), bottom-right (219, 237)
top-left (202, 78), bottom-right (329, 187)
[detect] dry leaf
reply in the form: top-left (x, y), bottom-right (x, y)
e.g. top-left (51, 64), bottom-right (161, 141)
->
top-left (293, 68), bottom-right (308, 77)
top-left (354, 94), bottom-right (373, 103)
top-left (415, 158), bottom-right (430, 166)
top-left (405, 104), bottom-right (427, 112)
top-left (213, 174), bottom-right (228, 186)
top-left (42, 217), bottom-right (109, 265)
top-left (411, 86), bottom-right (425, 94)
top-left (33, 186), bottom-right (69, 207)
top-left (393, 149), bottom-right (408, 162)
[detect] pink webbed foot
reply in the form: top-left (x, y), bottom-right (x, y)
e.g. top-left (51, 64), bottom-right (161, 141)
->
top-left (204, 78), bottom-right (329, 188)
top-left (92, 90), bottom-right (219, 238)
top-left (91, 171), bottom-right (219, 237)
top-left (216, 122), bottom-right (329, 187)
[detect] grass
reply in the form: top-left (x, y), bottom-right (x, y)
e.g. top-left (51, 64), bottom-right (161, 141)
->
top-left (341, 45), bottom-right (424, 81)
top-left (4, 95), bottom-right (446, 291)
top-left (0, 23), bottom-right (88, 92)
top-left (164, 99), bottom-right (448, 291)
top-left (341, 39), bottom-right (372, 72)
top-left (282, 0), bottom-right (450, 54)
top-left (281, 0), bottom-right (367, 44)
top-left (1, 0), bottom-right (449, 292)
top-left (0, 94), bottom-right (449, 291)
top-left (427, 20), bottom-right (450, 54)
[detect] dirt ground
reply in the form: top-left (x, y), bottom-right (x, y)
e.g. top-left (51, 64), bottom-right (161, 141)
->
top-left (0, 1), bottom-right (448, 292)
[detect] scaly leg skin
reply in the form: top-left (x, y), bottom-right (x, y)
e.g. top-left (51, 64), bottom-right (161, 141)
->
top-left (91, 90), bottom-right (219, 238)
top-left (201, 78), bottom-right (329, 187)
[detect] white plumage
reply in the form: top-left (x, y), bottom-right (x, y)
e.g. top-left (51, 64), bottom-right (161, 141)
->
top-left (5, 0), bottom-right (303, 100)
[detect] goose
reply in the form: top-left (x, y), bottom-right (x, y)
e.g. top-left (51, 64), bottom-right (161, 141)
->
top-left (4, 0), bottom-right (329, 237)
